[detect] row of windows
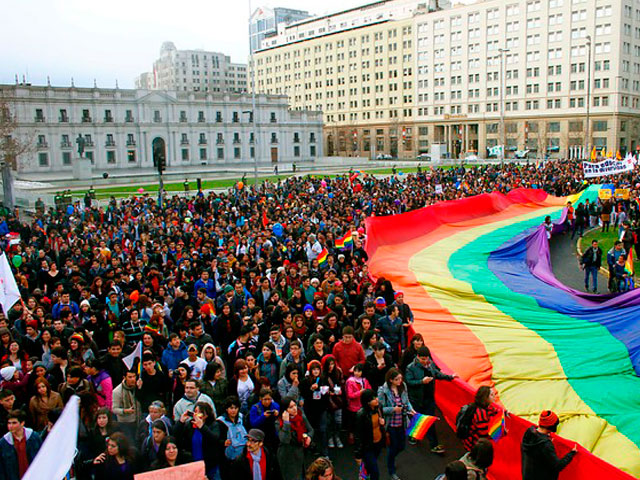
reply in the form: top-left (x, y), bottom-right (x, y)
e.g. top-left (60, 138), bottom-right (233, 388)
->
top-left (33, 109), bottom-right (279, 124)
top-left (35, 145), bottom-right (317, 167)
top-left (35, 131), bottom-right (317, 149)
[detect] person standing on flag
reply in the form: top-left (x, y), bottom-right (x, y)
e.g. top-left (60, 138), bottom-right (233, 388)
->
top-left (405, 346), bottom-right (457, 453)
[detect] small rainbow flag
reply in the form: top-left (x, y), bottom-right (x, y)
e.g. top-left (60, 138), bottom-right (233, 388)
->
top-left (488, 411), bottom-right (506, 441)
top-left (317, 247), bottom-right (328, 265)
top-left (406, 414), bottom-right (438, 441)
top-left (626, 248), bottom-right (634, 276)
top-left (335, 232), bottom-right (353, 250)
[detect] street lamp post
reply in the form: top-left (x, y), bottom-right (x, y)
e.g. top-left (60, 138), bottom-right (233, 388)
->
top-left (248, 0), bottom-right (259, 186)
top-left (585, 35), bottom-right (592, 159)
top-left (498, 48), bottom-right (509, 162)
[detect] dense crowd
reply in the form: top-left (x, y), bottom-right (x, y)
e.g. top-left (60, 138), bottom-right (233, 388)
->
top-left (0, 159), bottom-right (635, 480)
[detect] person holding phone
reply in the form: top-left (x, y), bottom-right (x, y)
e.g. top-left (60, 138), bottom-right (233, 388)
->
top-left (92, 432), bottom-right (135, 480)
top-left (249, 388), bottom-right (280, 450)
top-left (278, 396), bottom-right (314, 480)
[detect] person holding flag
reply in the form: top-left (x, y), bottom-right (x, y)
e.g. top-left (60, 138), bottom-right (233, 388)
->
top-left (405, 346), bottom-right (457, 453)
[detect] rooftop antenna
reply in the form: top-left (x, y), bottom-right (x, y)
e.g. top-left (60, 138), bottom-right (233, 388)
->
top-left (93, 78), bottom-right (97, 88)
top-left (14, 74), bottom-right (18, 85)
top-left (71, 77), bottom-right (75, 87)
top-left (47, 76), bottom-right (51, 87)
top-left (115, 79), bottom-right (119, 89)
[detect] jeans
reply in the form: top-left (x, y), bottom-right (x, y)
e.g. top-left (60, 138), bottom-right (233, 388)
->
top-left (584, 266), bottom-right (598, 291)
top-left (361, 442), bottom-right (382, 480)
top-left (387, 426), bottom-right (406, 475)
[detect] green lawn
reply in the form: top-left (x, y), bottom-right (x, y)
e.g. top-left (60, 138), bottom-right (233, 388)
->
top-left (73, 166), bottom-right (424, 198)
top-left (580, 227), bottom-right (640, 269)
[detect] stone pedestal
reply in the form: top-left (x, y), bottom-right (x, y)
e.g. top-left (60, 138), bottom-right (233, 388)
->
top-left (73, 157), bottom-right (92, 181)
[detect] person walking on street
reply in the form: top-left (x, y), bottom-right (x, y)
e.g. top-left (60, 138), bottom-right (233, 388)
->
top-left (580, 240), bottom-right (602, 293)
top-left (354, 389), bottom-right (385, 480)
top-left (521, 410), bottom-right (577, 480)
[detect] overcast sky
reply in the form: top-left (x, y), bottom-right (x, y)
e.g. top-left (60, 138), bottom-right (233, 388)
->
top-left (1, 0), bottom-right (472, 89)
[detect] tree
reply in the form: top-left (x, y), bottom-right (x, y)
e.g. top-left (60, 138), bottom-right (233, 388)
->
top-left (0, 95), bottom-right (33, 209)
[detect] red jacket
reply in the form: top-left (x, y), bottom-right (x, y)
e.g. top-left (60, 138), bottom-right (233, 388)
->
top-left (332, 340), bottom-right (365, 377)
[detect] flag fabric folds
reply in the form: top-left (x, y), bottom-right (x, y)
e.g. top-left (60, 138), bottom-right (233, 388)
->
top-left (23, 395), bottom-right (79, 480)
top-left (0, 252), bottom-right (21, 315)
top-left (488, 411), bottom-right (506, 441)
top-left (317, 248), bottom-right (328, 265)
top-left (123, 341), bottom-right (143, 371)
top-left (335, 232), bottom-right (353, 250)
top-left (406, 414), bottom-right (438, 441)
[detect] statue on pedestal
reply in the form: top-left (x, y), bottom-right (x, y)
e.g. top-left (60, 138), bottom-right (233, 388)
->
top-left (76, 135), bottom-right (85, 158)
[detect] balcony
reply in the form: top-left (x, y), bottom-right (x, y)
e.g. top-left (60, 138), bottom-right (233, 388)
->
top-left (85, 141), bottom-right (95, 147)
top-left (35, 116), bottom-right (45, 123)
top-left (82, 117), bottom-right (92, 123)
top-left (59, 116), bottom-right (69, 123)
top-left (293, 137), bottom-right (300, 143)
top-left (180, 116), bottom-right (188, 123)
top-left (104, 116), bottom-right (114, 123)
top-left (216, 139), bottom-right (224, 145)
top-left (126, 140), bottom-right (136, 147)
top-left (60, 141), bottom-right (73, 148)
top-left (125, 116), bottom-right (134, 123)
top-left (198, 117), bottom-right (206, 123)
top-left (181, 139), bottom-right (189, 145)
top-left (215, 116), bottom-right (223, 123)
top-left (105, 140), bottom-right (116, 147)
top-left (199, 139), bottom-right (208, 145)
top-left (37, 141), bottom-right (48, 148)
top-left (233, 138), bottom-right (241, 144)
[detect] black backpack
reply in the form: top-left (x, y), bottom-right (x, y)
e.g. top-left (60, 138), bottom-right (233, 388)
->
top-left (455, 403), bottom-right (477, 439)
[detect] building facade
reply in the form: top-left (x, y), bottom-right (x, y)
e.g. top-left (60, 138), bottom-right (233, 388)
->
top-left (254, 0), bottom-right (640, 159)
top-left (136, 42), bottom-right (248, 94)
top-left (250, 7), bottom-right (312, 54)
top-left (2, 83), bottom-right (322, 174)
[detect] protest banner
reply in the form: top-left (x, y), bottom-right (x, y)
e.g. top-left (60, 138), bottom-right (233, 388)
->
top-left (582, 158), bottom-right (634, 178)
top-left (134, 461), bottom-right (205, 480)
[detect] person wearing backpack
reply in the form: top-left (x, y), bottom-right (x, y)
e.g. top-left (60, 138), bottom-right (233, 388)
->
top-left (521, 410), bottom-right (577, 480)
top-left (460, 386), bottom-right (503, 451)
top-left (404, 346), bottom-right (457, 453)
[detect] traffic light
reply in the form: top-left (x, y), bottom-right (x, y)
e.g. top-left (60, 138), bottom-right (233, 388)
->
top-left (153, 139), bottom-right (166, 174)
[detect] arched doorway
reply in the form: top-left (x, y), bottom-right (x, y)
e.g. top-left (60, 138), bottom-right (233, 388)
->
top-left (152, 137), bottom-right (166, 169)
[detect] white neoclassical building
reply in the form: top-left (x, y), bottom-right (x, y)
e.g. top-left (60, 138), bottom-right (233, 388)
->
top-left (2, 83), bottom-right (323, 173)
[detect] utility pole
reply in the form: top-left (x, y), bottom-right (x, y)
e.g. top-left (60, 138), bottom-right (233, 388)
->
top-left (584, 35), bottom-right (592, 160)
top-left (498, 48), bottom-right (509, 163)
top-left (249, 0), bottom-right (259, 187)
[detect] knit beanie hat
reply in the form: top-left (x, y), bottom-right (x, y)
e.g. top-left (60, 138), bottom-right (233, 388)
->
top-left (539, 410), bottom-right (559, 428)
top-left (70, 333), bottom-right (84, 344)
top-left (0, 366), bottom-right (16, 381)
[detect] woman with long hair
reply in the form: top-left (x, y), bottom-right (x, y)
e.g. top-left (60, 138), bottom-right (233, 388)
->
top-left (228, 358), bottom-right (256, 415)
top-left (1, 339), bottom-right (28, 373)
top-left (277, 396), bottom-right (314, 480)
top-left (354, 389), bottom-right (386, 480)
top-left (151, 436), bottom-right (192, 470)
top-left (399, 333), bottom-right (425, 373)
top-left (306, 457), bottom-right (342, 480)
top-left (378, 368), bottom-right (416, 480)
top-left (200, 362), bottom-right (228, 415)
top-left (139, 419), bottom-right (169, 468)
top-left (92, 431), bottom-right (135, 480)
top-left (28, 377), bottom-right (62, 431)
top-left (322, 354), bottom-right (344, 449)
top-left (462, 386), bottom-right (504, 451)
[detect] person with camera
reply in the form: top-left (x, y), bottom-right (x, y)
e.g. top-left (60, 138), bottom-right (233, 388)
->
top-left (249, 388), bottom-right (280, 450)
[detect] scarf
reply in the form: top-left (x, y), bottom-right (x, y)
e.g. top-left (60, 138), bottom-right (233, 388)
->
top-left (281, 412), bottom-right (306, 444)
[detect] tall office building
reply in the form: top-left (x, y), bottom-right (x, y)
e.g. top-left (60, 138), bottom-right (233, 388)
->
top-left (250, 7), bottom-right (312, 53)
top-left (136, 42), bottom-right (248, 94)
top-left (254, 0), bottom-right (640, 160)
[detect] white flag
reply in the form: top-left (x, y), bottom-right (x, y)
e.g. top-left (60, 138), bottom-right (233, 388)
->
top-left (0, 252), bottom-right (21, 315)
top-left (123, 341), bottom-right (143, 370)
top-left (23, 395), bottom-right (79, 480)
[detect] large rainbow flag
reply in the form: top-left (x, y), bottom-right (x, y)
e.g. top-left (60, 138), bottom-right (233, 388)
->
top-left (365, 186), bottom-right (640, 479)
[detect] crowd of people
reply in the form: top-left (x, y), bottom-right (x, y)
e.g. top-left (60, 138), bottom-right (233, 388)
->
top-left (0, 159), bottom-right (632, 480)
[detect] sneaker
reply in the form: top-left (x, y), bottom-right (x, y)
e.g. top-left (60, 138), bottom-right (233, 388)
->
top-left (335, 436), bottom-right (344, 448)
top-left (390, 474), bottom-right (402, 480)
top-left (408, 437), bottom-right (417, 445)
top-left (328, 437), bottom-right (335, 448)
top-left (431, 445), bottom-right (446, 454)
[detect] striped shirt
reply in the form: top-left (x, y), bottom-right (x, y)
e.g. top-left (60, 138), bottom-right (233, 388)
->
top-left (462, 404), bottom-right (501, 451)
top-left (390, 391), bottom-right (403, 427)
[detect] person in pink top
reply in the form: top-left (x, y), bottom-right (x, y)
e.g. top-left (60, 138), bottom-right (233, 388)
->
top-left (332, 326), bottom-right (365, 378)
top-left (85, 359), bottom-right (113, 410)
top-left (345, 363), bottom-right (371, 444)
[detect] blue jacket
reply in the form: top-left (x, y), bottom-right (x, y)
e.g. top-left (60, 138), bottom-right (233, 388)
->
top-left (194, 279), bottom-right (216, 299)
top-left (376, 315), bottom-right (404, 348)
top-left (0, 428), bottom-right (42, 480)
top-left (161, 342), bottom-right (188, 372)
top-left (51, 301), bottom-right (80, 320)
top-left (377, 382), bottom-right (414, 430)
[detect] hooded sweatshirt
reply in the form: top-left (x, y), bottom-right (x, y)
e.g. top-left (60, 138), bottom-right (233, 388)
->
top-left (521, 426), bottom-right (576, 480)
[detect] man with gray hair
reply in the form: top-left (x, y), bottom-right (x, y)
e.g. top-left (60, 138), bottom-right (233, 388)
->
top-left (305, 234), bottom-right (322, 262)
